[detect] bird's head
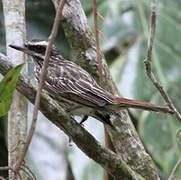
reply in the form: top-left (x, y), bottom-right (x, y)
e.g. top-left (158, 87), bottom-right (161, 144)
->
top-left (9, 39), bottom-right (59, 66)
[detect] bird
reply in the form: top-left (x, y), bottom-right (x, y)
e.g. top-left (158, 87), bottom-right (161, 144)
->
top-left (9, 40), bottom-right (174, 130)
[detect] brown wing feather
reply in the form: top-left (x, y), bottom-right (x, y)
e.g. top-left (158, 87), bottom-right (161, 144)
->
top-left (44, 59), bottom-right (117, 107)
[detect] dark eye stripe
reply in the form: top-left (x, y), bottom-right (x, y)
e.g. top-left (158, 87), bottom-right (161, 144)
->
top-left (28, 45), bottom-right (46, 54)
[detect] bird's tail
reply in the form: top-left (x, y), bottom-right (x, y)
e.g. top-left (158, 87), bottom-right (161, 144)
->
top-left (113, 97), bottom-right (174, 114)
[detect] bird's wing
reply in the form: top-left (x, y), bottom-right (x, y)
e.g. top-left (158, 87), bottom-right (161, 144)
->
top-left (44, 60), bottom-right (117, 107)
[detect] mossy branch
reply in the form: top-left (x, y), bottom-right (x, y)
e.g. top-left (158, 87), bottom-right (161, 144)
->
top-left (0, 53), bottom-right (144, 180)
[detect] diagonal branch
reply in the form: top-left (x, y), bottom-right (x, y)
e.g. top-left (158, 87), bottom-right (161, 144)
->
top-left (0, 52), bottom-right (144, 180)
top-left (144, 1), bottom-right (181, 122)
top-left (13, 0), bottom-right (67, 173)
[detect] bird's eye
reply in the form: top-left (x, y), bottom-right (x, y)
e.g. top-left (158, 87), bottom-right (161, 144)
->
top-left (37, 45), bottom-right (45, 53)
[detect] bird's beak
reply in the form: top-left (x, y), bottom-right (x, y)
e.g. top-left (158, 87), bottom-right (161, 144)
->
top-left (9, 44), bottom-right (33, 56)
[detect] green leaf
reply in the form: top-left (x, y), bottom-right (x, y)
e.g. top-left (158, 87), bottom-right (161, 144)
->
top-left (0, 63), bottom-right (24, 117)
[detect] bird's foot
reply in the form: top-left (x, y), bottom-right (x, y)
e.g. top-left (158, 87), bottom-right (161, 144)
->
top-left (79, 115), bottom-right (88, 126)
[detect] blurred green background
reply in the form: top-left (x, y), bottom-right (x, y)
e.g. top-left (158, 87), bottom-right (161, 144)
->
top-left (0, 0), bottom-right (181, 179)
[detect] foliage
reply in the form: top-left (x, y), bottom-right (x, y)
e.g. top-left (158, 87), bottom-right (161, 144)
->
top-left (0, 64), bottom-right (24, 117)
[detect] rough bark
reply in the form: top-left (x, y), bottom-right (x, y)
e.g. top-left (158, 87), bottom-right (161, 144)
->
top-left (2, 0), bottom-right (27, 179)
top-left (0, 53), bottom-right (144, 180)
top-left (51, 0), bottom-right (160, 179)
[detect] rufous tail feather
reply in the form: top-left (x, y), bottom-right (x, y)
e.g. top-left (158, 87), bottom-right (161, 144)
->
top-left (114, 97), bottom-right (174, 114)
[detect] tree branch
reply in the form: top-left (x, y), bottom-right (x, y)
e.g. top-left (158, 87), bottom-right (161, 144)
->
top-left (0, 52), bottom-right (144, 180)
top-left (51, 0), bottom-right (160, 179)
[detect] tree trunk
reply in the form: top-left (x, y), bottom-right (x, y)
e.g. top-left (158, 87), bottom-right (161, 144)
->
top-left (2, 0), bottom-right (28, 179)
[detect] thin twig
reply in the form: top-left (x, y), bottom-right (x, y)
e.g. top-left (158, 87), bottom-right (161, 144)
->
top-left (13, 0), bottom-right (67, 173)
top-left (93, 1), bottom-right (109, 180)
top-left (10, 140), bottom-right (25, 153)
top-left (19, 168), bottom-right (33, 180)
top-left (19, 167), bottom-right (35, 180)
top-left (22, 164), bottom-right (37, 180)
top-left (144, 0), bottom-right (181, 122)
top-left (18, 163), bottom-right (36, 180)
top-left (93, 0), bottom-right (103, 87)
top-left (168, 157), bottom-right (181, 180)
top-left (96, 12), bottom-right (104, 20)
top-left (13, 170), bottom-right (22, 180)
top-left (97, 29), bottom-right (108, 42)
